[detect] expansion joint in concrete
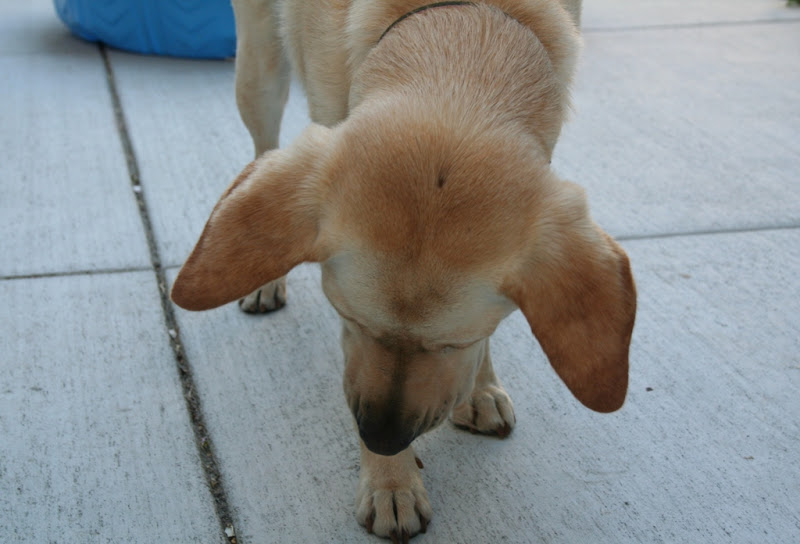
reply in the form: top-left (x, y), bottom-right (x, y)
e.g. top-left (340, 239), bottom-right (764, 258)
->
top-left (99, 44), bottom-right (239, 544)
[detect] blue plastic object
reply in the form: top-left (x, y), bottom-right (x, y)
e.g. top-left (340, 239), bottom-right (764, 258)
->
top-left (54, 0), bottom-right (236, 59)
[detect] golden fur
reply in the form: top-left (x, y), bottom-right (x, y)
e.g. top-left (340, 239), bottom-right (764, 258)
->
top-left (171, 0), bottom-right (635, 540)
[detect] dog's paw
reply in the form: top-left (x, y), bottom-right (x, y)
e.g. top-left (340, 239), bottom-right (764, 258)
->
top-left (356, 458), bottom-right (432, 542)
top-left (238, 277), bottom-right (286, 313)
top-left (451, 384), bottom-right (515, 438)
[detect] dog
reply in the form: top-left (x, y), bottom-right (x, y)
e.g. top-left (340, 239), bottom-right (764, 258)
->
top-left (171, 0), bottom-right (636, 540)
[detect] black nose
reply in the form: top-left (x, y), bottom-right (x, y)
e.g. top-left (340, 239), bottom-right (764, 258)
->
top-left (358, 414), bottom-right (416, 456)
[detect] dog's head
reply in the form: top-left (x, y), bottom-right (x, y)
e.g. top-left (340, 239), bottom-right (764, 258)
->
top-left (172, 108), bottom-right (636, 455)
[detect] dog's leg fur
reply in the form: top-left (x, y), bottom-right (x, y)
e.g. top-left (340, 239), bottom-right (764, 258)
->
top-left (231, 0), bottom-right (292, 313)
top-left (356, 440), bottom-right (433, 540)
top-left (451, 339), bottom-right (516, 436)
top-left (561, 0), bottom-right (582, 27)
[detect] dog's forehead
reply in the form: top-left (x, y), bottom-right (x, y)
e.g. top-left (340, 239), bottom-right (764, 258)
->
top-left (325, 113), bottom-right (551, 271)
top-left (321, 249), bottom-right (516, 341)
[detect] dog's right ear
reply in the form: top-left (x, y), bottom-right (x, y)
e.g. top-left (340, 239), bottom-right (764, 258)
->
top-left (503, 180), bottom-right (636, 413)
top-left (171, 125), bottom-right (333, 311)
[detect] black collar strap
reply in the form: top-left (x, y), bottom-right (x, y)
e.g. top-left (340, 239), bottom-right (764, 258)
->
top-left (378, 1), bottom-right (476, 43)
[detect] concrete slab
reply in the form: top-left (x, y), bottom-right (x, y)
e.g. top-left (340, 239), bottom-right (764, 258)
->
top-left (0, 20), bottom-right (150, 277)
top-left (553, 20), bottom-right (800, 238)
top-left (168, 228), bottom-right (800, 543)
top-left (108, 51), bottom-right (311, 268)
top-left (610, 229), bottom-right (800, 543)
top-left (582, 0), bottom-right (800, 30)
top-left (0, 271), bottom-right (223, 543)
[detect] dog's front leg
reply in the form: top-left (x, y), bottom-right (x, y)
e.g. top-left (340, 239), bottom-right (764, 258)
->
top-left (356, 440), bottom-right (432, 542)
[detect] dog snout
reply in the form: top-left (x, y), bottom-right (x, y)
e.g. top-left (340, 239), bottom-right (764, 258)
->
top-left (357, 406), bottom-right (418, 456)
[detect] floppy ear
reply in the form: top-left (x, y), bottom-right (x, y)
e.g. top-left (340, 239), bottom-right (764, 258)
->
top-left (171, 125), bottom-right (333, 311)
top-left (505, 182), bottom-right (636, 412)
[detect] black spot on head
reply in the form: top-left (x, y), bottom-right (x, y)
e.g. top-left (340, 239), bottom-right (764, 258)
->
top-left (437, 174), bottom-right (446, 188)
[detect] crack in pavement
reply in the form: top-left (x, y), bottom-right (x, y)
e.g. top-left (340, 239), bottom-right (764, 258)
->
top-left (99, 43), bottom-right (238, 544)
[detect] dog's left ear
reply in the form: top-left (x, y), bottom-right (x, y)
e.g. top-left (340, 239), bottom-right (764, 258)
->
top-left (505, 181), bottom-right (636, 413)
top-left (171, 125), bottom-right (333, 311)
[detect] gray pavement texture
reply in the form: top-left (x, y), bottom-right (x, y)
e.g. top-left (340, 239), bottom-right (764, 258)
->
top-left (1, 1), bottom-right (798, 543)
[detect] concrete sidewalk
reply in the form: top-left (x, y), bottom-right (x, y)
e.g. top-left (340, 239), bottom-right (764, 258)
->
top-left (2, 0), bottom-right (799, 542)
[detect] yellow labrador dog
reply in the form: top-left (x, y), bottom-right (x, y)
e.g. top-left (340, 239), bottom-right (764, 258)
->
top-left (172, 0), bottom-right (636, 540)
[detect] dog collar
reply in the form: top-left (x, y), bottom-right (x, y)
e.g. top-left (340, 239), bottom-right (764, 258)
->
top-left (378, 1), bottom-right (477, 43)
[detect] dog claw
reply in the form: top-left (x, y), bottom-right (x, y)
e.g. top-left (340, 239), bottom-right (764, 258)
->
top-left (363, 509), bottom-right (427, 542)
top-left (415, 456), bottom-right (424, 469)
top-left (495, 422), bottom-right (512, 439)
top-left (389, 530), bottom-right (411, 544)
